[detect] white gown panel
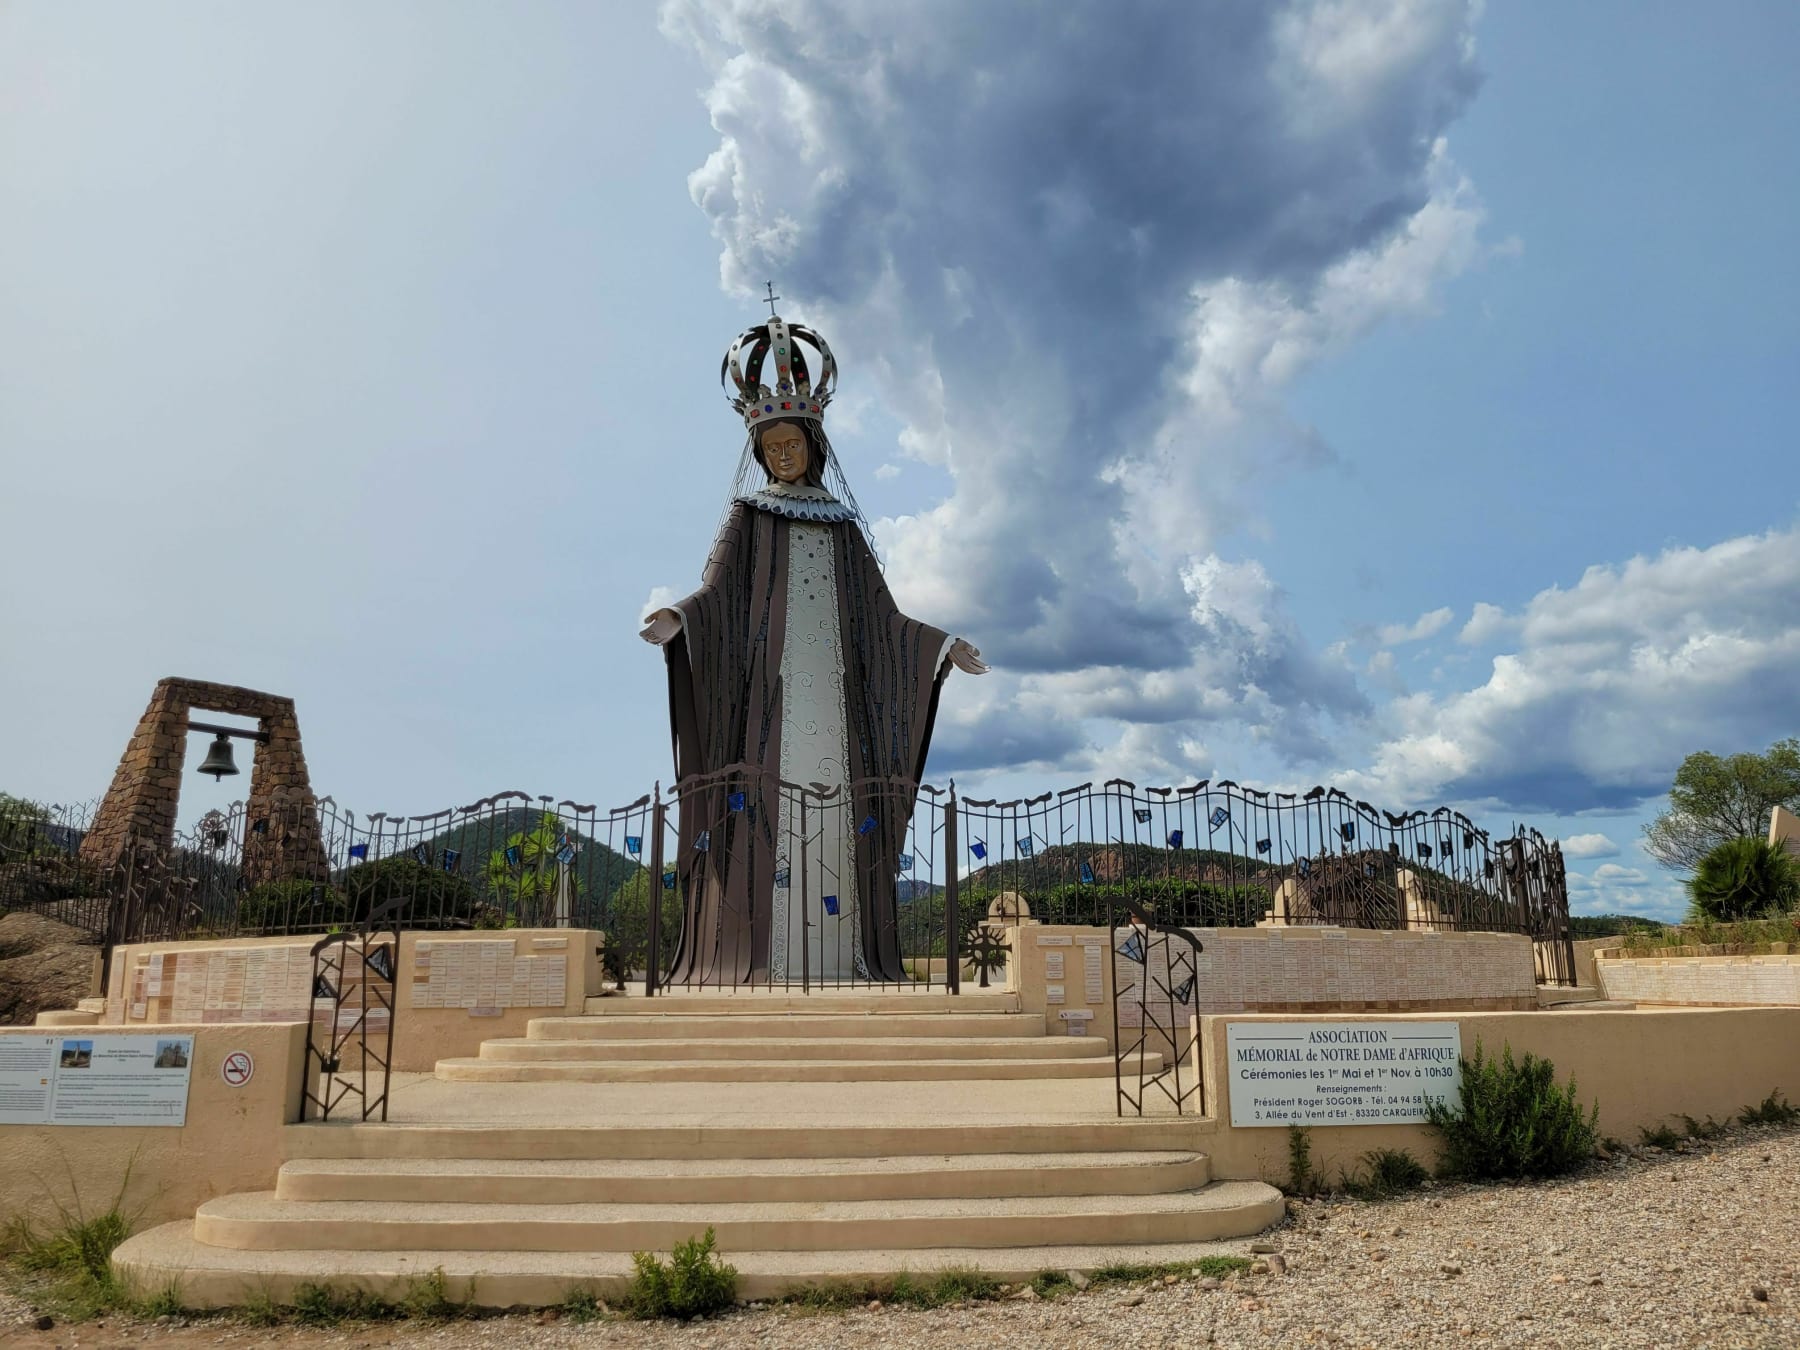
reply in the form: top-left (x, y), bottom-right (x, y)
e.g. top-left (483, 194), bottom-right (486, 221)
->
top-left (770, 523), bottom-right (865, 982)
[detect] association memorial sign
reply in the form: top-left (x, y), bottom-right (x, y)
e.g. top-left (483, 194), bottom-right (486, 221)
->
top-left (1226, 1022), bottom-right (1461, 1127)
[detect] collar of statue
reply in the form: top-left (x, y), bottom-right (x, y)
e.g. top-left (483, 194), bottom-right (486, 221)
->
top-left (738, 480), bottom-right (859, 523)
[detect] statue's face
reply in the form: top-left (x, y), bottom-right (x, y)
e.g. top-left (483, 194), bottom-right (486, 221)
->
top-left (760, 421), bottom-right (809, 484)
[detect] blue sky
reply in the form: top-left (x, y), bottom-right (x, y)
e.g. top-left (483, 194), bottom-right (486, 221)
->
top-left (2, 3), bottom-right (1796, 923)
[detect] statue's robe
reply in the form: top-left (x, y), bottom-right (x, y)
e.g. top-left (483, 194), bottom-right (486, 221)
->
top-left (662, 496), bottom-right (950, 984)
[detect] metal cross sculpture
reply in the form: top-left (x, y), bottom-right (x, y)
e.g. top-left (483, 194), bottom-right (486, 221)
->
top-left (763, 281), bottom-right (781, 317)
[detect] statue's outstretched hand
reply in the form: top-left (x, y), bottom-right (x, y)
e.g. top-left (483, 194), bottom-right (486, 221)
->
top-left (947, 639), bottom-right (989, 675)
top-left (640, 609), bottom-right (683, 645)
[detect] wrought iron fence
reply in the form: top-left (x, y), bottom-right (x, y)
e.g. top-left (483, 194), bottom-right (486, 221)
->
top-left (1110, 895), bottom-right (1205, 1117)
top-left (0, 776), bottom-right (1575, 989)
top-left (647, 766), bottom-right (961, 992)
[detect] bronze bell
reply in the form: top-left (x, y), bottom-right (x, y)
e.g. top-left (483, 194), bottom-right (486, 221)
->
top-left (197, 733), bottom-right (239, 780)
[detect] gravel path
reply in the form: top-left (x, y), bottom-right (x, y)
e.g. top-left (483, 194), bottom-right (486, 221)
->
top-left (4, 1122), bottom-right (1795, 1349)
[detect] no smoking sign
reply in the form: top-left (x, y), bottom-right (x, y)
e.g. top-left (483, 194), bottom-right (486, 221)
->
top-left (220, 1050), bottom-right (255, 1088)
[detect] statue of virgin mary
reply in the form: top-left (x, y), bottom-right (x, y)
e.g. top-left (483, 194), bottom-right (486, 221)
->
top-left (641, 311), bottom-right (986, 985)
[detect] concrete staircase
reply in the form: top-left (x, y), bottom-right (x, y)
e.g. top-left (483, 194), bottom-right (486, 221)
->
top-left (114, 1121), bottom-right (1283, 1307)
top-left (113, 991), bottom-right (1280, 1308)
top-left (435, 990), bottom-right (1153, 1084)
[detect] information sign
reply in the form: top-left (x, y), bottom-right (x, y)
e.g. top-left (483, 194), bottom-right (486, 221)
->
top-left (1226, 1021), bottom-right (1460, 1127)
top-left (0, 1034), bottom-right (194, 1127)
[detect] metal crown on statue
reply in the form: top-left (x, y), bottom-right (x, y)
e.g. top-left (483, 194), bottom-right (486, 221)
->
top-left (721, 295), bottom-right (837, 430)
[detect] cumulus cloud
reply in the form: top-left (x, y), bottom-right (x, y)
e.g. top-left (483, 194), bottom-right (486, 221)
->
top-left (1560, 832), bottom-right (1620, 859)
top-left (1346, 525), bottom-right (1800, 813)
top-left (665, 0), bottom-right (1486, 774)
top-left (1378, 606), bottom-right (1456, 646)
top-left (1565, 860), bottom-right (1682, 922)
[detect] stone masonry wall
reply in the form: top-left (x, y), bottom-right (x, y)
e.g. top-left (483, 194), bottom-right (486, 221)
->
top-left (81, 678), bottom-right (328, 885)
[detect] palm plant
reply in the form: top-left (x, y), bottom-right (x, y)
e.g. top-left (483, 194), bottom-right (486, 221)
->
top-left (1687, 835), bottom-right (1800, 921)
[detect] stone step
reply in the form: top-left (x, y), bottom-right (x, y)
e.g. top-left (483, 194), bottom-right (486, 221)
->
top-left (114, 1227), bottom-right (1282, 1309)
top-left (583, 991), bottom-right (1021, 1015)
top-left (274, 1151), bottom-right (1210, 1205)
top-left (483, 1035), bottom-right (1107, 1063)
top-left (189, 1182), bottom-right (1281, 1255)
top-left (433, 1052), bottom-right (1156, 1084)
top-left (531, 1012), bottom-right (1047, 1041)
top-left (281, 1119), bottom-right (1209, 1162)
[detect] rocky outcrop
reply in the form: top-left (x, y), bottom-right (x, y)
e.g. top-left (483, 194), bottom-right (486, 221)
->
top-left (0, 911), bottom-right (99, 1025)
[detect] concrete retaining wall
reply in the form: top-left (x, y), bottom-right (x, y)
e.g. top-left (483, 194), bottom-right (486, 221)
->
top-left (1194, 1006), bottom-right (1800, 1183)
top-left (0, 1022), bottom-right (305, 1228)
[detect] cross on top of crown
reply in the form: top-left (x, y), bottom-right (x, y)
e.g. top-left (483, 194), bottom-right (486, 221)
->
top-left (763, 281), bottom-right (781, 317)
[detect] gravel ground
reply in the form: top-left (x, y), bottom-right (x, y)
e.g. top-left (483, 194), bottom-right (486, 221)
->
top-left (4, 1122), bottom-right (1795, 1350)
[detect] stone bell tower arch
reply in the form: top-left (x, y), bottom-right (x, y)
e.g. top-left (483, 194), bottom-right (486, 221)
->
top-left (80, 677), bottom-right (330, 885)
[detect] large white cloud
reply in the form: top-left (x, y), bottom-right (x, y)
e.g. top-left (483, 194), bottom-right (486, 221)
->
top-left (1347, 525), bottom-right (1800, 813)
top-left (1560, 832), bottom-right (1621, 860)
top-left (664, 0), bottom-right (1488, 779)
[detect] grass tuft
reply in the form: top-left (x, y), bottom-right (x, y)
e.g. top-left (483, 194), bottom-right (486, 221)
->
top-left (1090, 1257), bottom-right (1249, 1286)
top-left (888, 1265), bottom-right (998, 1308)
top-left (401, 1267), bottom-right (470, 1321)
top-left (1740, 1089), bottom-right (1800, 1127)
top-left (289, 1282), bottom-right (396, 1325)
top-left (136, 1281), bottom-right (185, 1318)
top-left (1029, 1270), bottom-right (1076, 1298)
top-left (560, 1286), bottom-right (607, 1322)
top-left (1285, 1125), bottom-right (1325, 1196)
top-left (237, 1290), bottom-right (283, 1327)
top-left (1679, 1113), bottom-right (1730, 1141)
top-left (1343, 1147), bottom-right (1431, 1200)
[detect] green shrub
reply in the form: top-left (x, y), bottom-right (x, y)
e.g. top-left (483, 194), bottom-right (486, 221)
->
top-left (1344, 1148), bottom-right (1430, 1199)
top-left (1740, 1089), bottom-right (1800, 1126)
top-left (603, 871), bottom-right (683, 984)
top-left (341, 856), bottom-right (482, 929)
top-left (1638, 1121), bottom-right (1684, 1149)
top-left (626, 1228), bottom-right (738, 1319)
top-left (1687, 837), bottom-right (1800, 921)
top-left (236, 880), bottom-right (349, 932)
top-left (1426, 1042), bottom-right (1598, 1180)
